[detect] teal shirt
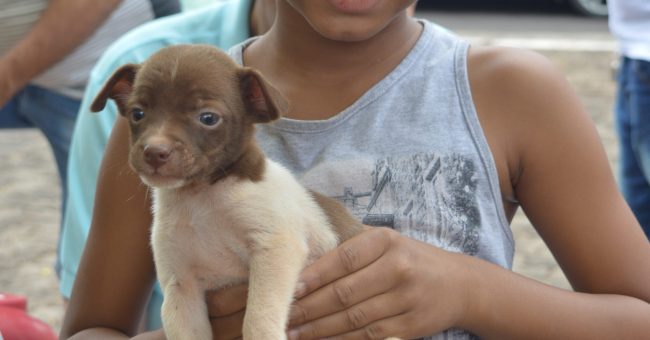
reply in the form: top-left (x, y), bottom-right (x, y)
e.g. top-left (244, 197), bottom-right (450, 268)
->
top-left (59, 0), bottom-right (252, 329)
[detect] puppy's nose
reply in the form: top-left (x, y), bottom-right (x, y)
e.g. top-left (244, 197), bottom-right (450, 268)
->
top-left (143, 144), bottom-right (171, 168)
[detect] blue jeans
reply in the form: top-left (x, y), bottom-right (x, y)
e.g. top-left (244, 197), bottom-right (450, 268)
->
top-left (616, 57), bottom-right (650, 240)
top-left (0, 84), bottom-right (81, 273)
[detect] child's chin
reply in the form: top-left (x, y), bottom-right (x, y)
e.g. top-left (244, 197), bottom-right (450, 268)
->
top-left (140, 174), bottom-right (186, 189)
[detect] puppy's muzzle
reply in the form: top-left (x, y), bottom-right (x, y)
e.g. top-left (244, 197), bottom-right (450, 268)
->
top-left (144, 144), bottom-right (172, 169)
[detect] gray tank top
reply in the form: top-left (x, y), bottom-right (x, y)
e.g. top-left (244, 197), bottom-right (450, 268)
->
top-left (230, 21), bottom-right (512, 339)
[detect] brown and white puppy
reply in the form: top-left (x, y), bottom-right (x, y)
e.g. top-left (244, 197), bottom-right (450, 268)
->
top-left (91, 44), bottom-right (365, 340)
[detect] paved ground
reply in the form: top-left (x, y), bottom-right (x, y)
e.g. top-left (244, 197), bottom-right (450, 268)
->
top-left (0, 41), bottom-right (618, 336)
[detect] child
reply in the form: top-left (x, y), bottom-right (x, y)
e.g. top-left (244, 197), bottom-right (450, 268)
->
top-left (61, 0), bottom-right (650, 339)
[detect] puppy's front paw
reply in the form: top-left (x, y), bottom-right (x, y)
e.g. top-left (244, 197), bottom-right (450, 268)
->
top-left (242, 318), bottom-right (287, 340)
top-left (161, 294), bottom-right (212, 340)
top-left (244, 330), bottom-right (287, 340)
top-left (163, 315), bottom-right (213, 340)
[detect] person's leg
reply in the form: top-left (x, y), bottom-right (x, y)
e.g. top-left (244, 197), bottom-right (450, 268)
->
top-left (19, 85), bottom-right (82, 273)
top-left (617, 57), bottom-right (650, 240)
top-left (628, 59), bottom-right (650, 239)
top-left (19, 86), bottom-right (80, 187)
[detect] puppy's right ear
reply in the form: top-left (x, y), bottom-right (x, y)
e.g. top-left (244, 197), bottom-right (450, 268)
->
top-left (91, 64), bottom-right (140, 114)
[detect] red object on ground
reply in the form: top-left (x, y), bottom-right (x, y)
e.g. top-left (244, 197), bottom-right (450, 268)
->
top-left (0, 293), bottom-right (57, 340)
top-left (0, 294), bottom-right (27, 311)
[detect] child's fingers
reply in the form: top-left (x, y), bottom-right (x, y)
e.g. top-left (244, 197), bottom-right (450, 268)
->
top-left (206, 283), bottom-right (248, 317)
top-left (210, 309), bottom-right (245, 340)
top-left (335, 313), bottom-right (412, 340)
top-left (289, 256), bottom-right (399, 326)
top-left (288, 292), bottom-right (408, 340)
top-left (296, 227), bottom-right (397, 298)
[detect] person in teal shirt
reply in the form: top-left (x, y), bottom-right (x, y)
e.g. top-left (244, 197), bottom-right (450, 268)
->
top-left (58, 0), bottom-right (273, 329)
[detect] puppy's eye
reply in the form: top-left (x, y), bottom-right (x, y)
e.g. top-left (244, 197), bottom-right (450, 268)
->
top-left (198, 112), bottom-right (220, 126)
top-left (131, 108), bottom-right (145, 122)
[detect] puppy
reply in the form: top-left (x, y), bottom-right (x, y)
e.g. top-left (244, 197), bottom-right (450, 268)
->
top-left (91, 44), bottom-right (367, 340)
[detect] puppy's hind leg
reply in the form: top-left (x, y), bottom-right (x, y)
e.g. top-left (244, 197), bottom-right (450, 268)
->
top-left (161, 279), bottom-right (212, 340)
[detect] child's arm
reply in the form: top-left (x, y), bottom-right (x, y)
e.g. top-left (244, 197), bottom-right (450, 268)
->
top-left (285, 47), bottom-right (650, 339)
top-left (69, 329), bottom-right (166, 340)
top-left (60, 118), bottom-right (160, 339)
top-left (467, 46), bottom-right (650, 338)
top-left (289, 227), bottom-right (650, 339)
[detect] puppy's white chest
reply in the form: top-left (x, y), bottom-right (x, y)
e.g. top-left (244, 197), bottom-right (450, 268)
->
top-left (149, 162), bottom-right (339, 292)
top-left (151, 184), bottom-right (256, 288)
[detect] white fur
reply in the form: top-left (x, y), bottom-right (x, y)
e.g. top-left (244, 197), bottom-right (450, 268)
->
top-left (151, 159), bottom-right (339, 340)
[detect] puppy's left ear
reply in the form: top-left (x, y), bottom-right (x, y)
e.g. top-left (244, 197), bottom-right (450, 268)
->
top-left (239, 67), bottom-right (289, 123)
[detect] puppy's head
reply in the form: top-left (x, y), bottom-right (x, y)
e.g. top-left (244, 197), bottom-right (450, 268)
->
top-left (92, 44), bottom-right (287, 189)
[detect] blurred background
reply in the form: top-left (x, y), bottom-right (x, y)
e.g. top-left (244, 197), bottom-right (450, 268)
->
top-left (0, 0), bottom-right (615, 335)
top-left (419, 0), bottom-right (608, 17)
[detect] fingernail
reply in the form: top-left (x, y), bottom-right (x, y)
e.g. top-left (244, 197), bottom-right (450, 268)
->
top-left (288, 329), bottom-right (299, 340)
top-left (294, 281), bottom-right (306, 297)
top-left (289, 306), bottom-right (301, 323)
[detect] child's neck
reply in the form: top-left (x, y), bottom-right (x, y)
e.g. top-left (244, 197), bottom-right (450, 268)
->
top-left (244, 4), bottom-right (422, 121)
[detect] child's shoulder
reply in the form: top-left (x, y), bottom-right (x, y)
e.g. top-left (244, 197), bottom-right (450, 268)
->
top-left (467, 45), bottom-right (579, 127)
top-left (468, 46), bottom-right (565, 101)
top-left (467, 45), bottom-right (593, 198)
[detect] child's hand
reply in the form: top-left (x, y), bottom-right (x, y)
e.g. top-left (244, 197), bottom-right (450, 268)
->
top-left (287, 227), bottom-right (475, 339)
top-left (206, 284), bottom-right (247, 340)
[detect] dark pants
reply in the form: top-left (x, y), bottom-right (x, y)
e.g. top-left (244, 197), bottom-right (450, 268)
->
top-left (616, 56), bottom-right (650, 240)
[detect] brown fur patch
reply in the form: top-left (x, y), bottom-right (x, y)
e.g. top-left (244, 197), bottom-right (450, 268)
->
top-left (309, 191), bottom-right (364, 242)
top-left (210, 139), bottom-right (267, 183)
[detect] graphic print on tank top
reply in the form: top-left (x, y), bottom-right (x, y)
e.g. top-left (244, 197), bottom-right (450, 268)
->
top-left (302, 152), bottom-right (481, 256)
